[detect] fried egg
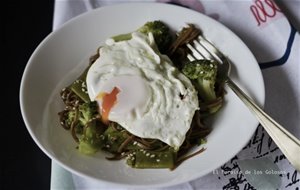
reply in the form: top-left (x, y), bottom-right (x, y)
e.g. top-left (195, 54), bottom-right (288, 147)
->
top-left (86, 32), bottom-right (199, 149)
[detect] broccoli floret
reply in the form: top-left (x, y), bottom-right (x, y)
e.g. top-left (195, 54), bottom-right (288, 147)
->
top-left (78, 120), bottom-right (106, 155)
top-left (63, 102), bottom-right (98, 134)
top-left (137, 21), bottom-right (172, 53)
top-left (112, 20), bottom-right (173, 53)
top-left (78, 101), bottom-right (98, 126)
top-left (77, 101), bottom-right (107, 154)
top-left (182, 60), bottom-right (218, 102)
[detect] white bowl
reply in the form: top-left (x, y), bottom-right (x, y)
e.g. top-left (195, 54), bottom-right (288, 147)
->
top-left (20, 3), bottom-right (265, 188)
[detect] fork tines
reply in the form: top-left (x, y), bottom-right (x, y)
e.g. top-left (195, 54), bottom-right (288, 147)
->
top-left (186, 35), bottom-right (224, 64)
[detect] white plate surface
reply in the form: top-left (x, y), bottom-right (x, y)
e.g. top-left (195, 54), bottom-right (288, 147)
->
top-left (20, 3), bottom-right (265, 188)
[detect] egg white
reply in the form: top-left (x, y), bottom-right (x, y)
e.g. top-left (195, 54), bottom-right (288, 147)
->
top-left (86, 32), bottom-right (199, 149)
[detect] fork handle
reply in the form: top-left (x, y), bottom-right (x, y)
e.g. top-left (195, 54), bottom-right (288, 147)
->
top-left (226, 78), bottom-right (300, 172)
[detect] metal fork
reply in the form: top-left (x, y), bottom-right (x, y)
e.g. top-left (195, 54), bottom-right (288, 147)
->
top-left (186, 35), bottom-right (300, 172)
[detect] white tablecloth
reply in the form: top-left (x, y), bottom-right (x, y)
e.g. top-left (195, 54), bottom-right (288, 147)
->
top-left (51, 0), bottom-right (300, 189)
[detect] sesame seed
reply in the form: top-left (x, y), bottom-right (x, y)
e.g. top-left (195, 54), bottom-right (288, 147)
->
top-left (133, 141), bottom-right (137, 145)
top-left (156, 159), bottom-right (160, 162)
top-left (106, 144), bottom-right (110, 148)
top-left (146, 153), bottom-right (150, 157)
top-left (150, 154), bottom-right (155, 158)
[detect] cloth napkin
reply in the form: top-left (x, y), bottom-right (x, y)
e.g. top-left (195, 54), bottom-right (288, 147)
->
top-left (51, 0), bottom-right (300, 189)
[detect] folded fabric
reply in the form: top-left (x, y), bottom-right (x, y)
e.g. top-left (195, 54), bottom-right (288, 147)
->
top-left (51, 0), bottom-right (300, 189)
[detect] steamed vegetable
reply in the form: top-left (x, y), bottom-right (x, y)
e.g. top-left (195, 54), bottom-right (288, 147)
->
top-left (182, 60), bottom-right (222, 114)
top-left (138, 20), bottom-right (173, 53)
top-left (127, 149), bottom-right (175, 169)
top-left (78, 120), bottom-right (106, 154)
top-left (77, 102), bottom-right (105, 154)
top-left (69, 67), bottom-right (90, 103)
top-left (65, 101), bottom-right (99, 133)
top-left (78, 102), bottom-right (98, 126)
top-left (62, 100), bottom-right (104, 154)
top-left (112, 20), bottom-right (173, 53)
top-left (183, 60), bottom-right (218, 102)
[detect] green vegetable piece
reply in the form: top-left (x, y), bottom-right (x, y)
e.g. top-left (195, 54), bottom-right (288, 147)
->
top-left (69, 67), bottom-right (90, 103)
top-left (111, 33), bottom-right (132, 42)
top-left (182, 60), bottom-right (222, 113)
top-left (197, 138), bottom-right (207, 146)
top-left (64, 101), bottom-right (98, 136)
top-left (127, 150), bottom-right (175, 169)
top-left (78, 120), bottom-right (106, 155)
top-left (182, 60), bottom-right (218, 102)
top-left (78, 101), bottom-right (98, 126)
top-left (77, 101), bottom-right (103, 155)
top-left (137, 21), bottom-right (173, 53)
top-left (66, 109), bottom-right (83, 134)
top-left (102, 125), bottom-right (129, 153)
top-left (111, 20), bottom-right (173, 53)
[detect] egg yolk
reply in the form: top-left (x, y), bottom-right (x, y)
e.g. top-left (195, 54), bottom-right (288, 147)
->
top-left (97, 87), bottom-right (120, 124)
